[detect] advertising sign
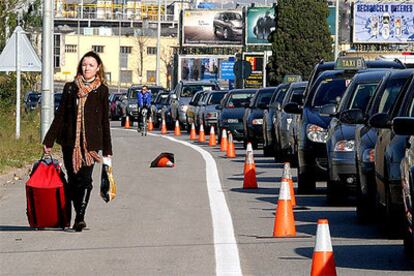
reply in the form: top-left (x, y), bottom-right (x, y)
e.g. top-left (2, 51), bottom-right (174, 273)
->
top-left (353, 1), bottom-right (414, 43)
top-left (244, 53), bottom-right (264, 89)
top-left (182, 9), bottom-right (243, 47)
top-left (179, 55), bottom-right (233, 82)
top-left (246, 6), bottom-right (276, 45)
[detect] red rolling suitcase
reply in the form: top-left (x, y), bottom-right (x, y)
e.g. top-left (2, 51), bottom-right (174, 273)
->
top-left (26, 156), bottom-right (71, 229)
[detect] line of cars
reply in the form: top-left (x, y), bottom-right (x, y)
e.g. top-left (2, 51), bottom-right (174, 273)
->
top-left (275, 57), bottom-right (414, 257)
top-left (24, 91), bottom-right (63, 113)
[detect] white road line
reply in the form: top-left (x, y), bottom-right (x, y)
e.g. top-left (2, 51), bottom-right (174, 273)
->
top-left (149, 133), bottom-right (242, 276)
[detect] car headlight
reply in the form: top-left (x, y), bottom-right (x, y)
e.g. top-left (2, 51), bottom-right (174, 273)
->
top-left (362, 148), bottom-right (375, 163)
top-left (334, 140), bottom-right (355, 152)
top-left (306, 124), bottom-right (328, 143)
top-left (180, 105), bottom-right (188, 112)
top-left (252, 119), bottom-right (263, 125)
top-left (129, 103), bottom-right (138, 109)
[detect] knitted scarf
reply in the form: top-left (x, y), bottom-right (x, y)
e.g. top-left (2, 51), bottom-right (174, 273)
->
top-left (73, 75), bottom-right (102, 173)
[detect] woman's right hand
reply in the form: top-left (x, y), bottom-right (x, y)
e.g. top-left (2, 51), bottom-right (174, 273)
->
top-left (43, 145), bottom-right (52, 154)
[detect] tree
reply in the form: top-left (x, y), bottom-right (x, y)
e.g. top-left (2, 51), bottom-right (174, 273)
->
top-left (268, 0), bottom-right (334, 84)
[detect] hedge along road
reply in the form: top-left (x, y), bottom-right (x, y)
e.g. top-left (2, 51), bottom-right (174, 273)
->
top-left (0, 123), bottom-right (413, 275)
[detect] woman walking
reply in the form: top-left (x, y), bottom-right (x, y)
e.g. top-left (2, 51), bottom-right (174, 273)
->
top-left (43, 51), bottom-right (112, 232)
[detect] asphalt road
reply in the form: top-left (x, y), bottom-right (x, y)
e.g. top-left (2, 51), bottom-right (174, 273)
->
top-left (1, 122), bottom-right (414, 275)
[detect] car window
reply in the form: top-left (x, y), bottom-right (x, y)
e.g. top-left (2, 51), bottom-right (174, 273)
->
top-left (378, 78), bottom-right (407, 113)
top-left (285, 87), bottom-right (305, 104)
top-left (155, 94), bottom-right (168, 104)
top-left (28, 93), bottom-right (40, 102)
top-left (181, 85), bottom-right (216, 97)
top-left (409, 97), bottom-right (414, 117)
top-left (255, 90), bottom-right (274, 107)
top-left (227, 13), bottom-right (241, 20)
top-left (275, 89), bottom-right (288, 104)
top-left (226, 93), bottom-right (254, 108)
top-left (348, 83), bottom-right (378, 111)
top-left (208, 92), bottom-right (226, 104)
top-left (312, 78), bottom-right (348, 107)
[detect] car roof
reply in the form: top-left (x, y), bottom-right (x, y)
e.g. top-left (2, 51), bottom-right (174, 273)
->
top-left (179, 80), bottom-right (218, 85)
top-left (289, 81), bottom-right (308, 88)
top-left (229, 89), bottom-right (257, 93)
top-left (351, 70), bottom-right (392, 82)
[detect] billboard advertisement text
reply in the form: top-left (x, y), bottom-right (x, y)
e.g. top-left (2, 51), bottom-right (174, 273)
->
top-left (353, 1), bottom-right (414, 43)
top-left (182, 9), bottom-right (243, 47)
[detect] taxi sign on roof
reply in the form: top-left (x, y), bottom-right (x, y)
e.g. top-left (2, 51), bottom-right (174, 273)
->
top-left (335, 57), bottom-right (366, 71)
top-left (283, 75), bottom-right (303, 83)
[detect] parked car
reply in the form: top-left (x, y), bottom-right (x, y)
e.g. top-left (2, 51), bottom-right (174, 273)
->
top-left (393, 116), bottom-right (414, 258)
top-left (213, 11), bottom-right (243, 40)
top-left (370, 70), bottom-right (414, 236)
top-left (170, 80), bottom-right (220, 129)
top-left (54, 92), bottom-right (63, 113)
top-left (109, 92), bottom-right (127, 121)
top-left (151, 92), bottom-right (170, 128)
top-left (242, 87), bottom-right (275, 149)
top-left (186, 90), bottom-right (206, 131)
top-left (217, 89), bottom-right (256, 141)
top-left (124, 85), bottom-right (167, 126)
top-left (198, 90), bottom-right (228, 131)
top-left (324, 70), bottom-right (389, 203)
top-left (284, 57), bottom-right (405, 194)
top-left (353, 70), bottom-right (414, 221)
top-left (263, 83), bottom-right (291, 157)
top-left (274, 81), bottom-right (307, 163)
top-left (24, 91), bottom-right (41, 113)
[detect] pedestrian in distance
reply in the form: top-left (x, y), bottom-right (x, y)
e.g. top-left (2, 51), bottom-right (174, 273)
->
top-left (43, 51), bottom-right (113, 232)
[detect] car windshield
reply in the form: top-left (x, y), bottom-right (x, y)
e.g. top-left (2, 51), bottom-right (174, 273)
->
top-left (226, 93), bottom-right (254, 108)
top-left (208, 92), bottom-right (226, 105)
top-left (378, 78), bottom-right (408, 113)
top-left (286, 87), bottom-right (306, 104)
top-left (273, 88), bottom-right (288, 104)
top-left (155, 94), bottom-right (169, 104)
top-left (312, 78), bottom-right (348, 107)
top-left (409, 97), bottom-right (414, 117)
top-left (226, 13), bottom-right (241, 20)
top-left (181, 85), bottom-right (216, 97)
top-left (255, 90), bottom-right (274, 107)
top-left (28, 93), bottom-right (40, 102)
top-left (347, 83), bottom-right (379, 111)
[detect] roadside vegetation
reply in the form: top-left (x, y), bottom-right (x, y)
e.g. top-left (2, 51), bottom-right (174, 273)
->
top-left (0, 105), bottom-right (42, 173)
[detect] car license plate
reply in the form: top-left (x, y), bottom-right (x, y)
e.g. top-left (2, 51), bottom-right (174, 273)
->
top-left (227, 119), bottom-right (238, 123)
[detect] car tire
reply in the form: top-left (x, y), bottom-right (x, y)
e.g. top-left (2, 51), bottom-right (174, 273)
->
top-left (263, 145), bottom-right (273, 157)
top-left (355, 163), bottom-right (373, 223)
top-left (297, 169), bottom-right (316, 194)
top-left (121, 117), bottom-right (126, 127)
top-left (403, 221), bottom-right (414, 259)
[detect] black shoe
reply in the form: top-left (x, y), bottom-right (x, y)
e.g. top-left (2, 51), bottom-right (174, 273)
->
top-left (73, 219), bottom-right (87, 232)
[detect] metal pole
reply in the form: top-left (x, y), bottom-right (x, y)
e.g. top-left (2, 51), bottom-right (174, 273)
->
top-left (118, 20), bottom-right (121, 92)
top-left (334, 0), bottom-right (339, 60)
top-left (15, 28), bottom-right (21, 139)
top-left (49, 0), bottom-right (55, 122)
top-left (41, 0), bottom-right (53, 141)
top-left (156, 0), bottom-right (161, 86)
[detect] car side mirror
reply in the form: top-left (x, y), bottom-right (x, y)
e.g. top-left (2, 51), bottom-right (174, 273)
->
top-left (368, 113), bottom-right (391, 129)
top-left (320, 103), bottom-right (337, 117)
top-left (339, 108), bottom-right (366, 124)
top-left (392, 117), bottom-right (414, 135)
top-left (171, 94), bottom-right (177, 100)
top-left (284, 102), bottom-right (302, 114)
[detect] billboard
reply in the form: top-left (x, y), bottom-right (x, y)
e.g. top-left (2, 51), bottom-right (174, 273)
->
top-left (182, 9), bottom-right (243, 47)
top-left (246, 6), bottom-right (276, 45)
top-left (244, 53), bottom-right (264, 89)
top-left (353, 2), bottom-right (414, 43)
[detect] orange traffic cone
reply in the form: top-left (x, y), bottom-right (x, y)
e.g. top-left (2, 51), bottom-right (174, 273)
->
top-left (243, 142), bottom-right (257, 189)
top-left (148, 116), bottom-right (154, 131)
top-left (311, 219), bottom-right (337, 276)
top-left (220, 128), bottom-right (228, 152)
top-left (174, 120), bottom-right (181, 136)
top-left (190, 122), bottom-right (197, 140)
top-left (157, 157), bottom-right (174, 167)
top-left (124, 116), bottom-right (131, 129)
top-left (161, 118), bottom-right (167, 134)
top-left (273, 180), bottom-right (296, 237)
top-left (282, 162), bottom-right (296, 207)
top-left (226, 132), bottom-right (236, 158)
top-left (198, 124), bottom-right (206, 142)
top-left (208, 126), bottom-right (217, 146)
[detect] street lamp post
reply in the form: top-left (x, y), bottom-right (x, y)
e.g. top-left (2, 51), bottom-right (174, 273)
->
top-left (156, 0), bottom-right (161, 86)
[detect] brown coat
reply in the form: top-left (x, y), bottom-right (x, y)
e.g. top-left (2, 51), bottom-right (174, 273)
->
top-left (43, 81), bottom-right (113, 156)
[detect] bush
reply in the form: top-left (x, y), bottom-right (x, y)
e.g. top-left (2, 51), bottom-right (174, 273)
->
top-left (0, 104), bottom-right (42, 173)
